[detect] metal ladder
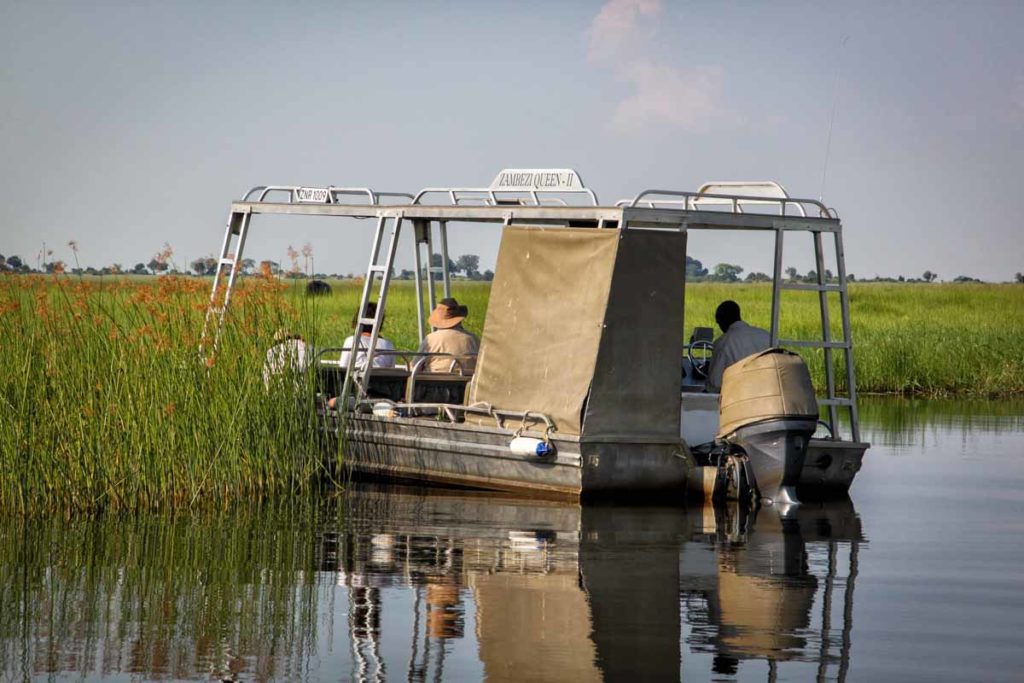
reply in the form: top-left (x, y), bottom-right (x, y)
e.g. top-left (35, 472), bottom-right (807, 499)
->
top-left (769, 227), bottom-right (861, 442)
top-left (199, 207), bottom-right (252, 361)
top-left (339, 213), bottom-right (405, 404)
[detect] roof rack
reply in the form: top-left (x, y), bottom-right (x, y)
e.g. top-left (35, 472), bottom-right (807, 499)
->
top-left (413, 168), bottom-right (598, 206)
top-left (617, 181), bottom-right (837, 218)
top-left (241, 185), bottom-right (414, 205)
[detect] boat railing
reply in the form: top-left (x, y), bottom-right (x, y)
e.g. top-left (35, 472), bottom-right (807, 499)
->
top-left (347, 398), bottom-right (557, 436)
top-left (618, 191), bottom-right (835, 218)
top-left (412, 187), bottom-right (597, 207)
top-left (618, 181), bottom-right (836, 218)
top-left (413, 168), bottom-right (599, 207)
top-left (315, 348), bottom-right (473, 375)
top-left (242, 185), bottom-right (415, 205)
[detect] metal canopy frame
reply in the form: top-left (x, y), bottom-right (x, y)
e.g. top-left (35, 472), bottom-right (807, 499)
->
top-left (201, 175), bottom-right (860, 442)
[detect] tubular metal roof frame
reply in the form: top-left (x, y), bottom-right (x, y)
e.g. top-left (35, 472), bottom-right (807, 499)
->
top-left (411, 186), bottom-right (599, 207)
top-left (206, 174), bottom-right (859, 442)
top-left (413, 168), bottom-right (599, 207)
top-left (226, 200), bottom-right (840, 234)
top-left (616, 184), bottom-right (837, 219)
top-left (242, 185), bottom-right (415, 205)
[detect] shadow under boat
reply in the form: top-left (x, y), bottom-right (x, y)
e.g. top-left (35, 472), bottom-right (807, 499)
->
top-left (332, 483), bottom-right (865, 682)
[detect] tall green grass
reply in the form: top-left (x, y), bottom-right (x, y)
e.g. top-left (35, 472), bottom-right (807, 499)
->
top-left (2, 274), bottom-right (1021, 513)
top-left (310, 279), bottom-right (1024, 397)
top-left (0, 274), bottom-right (337, 515)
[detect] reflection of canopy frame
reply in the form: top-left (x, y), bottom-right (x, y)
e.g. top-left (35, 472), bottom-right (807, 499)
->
top-left (200, 174), bottom-right (860, 442)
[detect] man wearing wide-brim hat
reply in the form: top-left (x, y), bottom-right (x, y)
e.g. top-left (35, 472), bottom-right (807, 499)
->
top-left (417, 297), bottom-right (479, 373)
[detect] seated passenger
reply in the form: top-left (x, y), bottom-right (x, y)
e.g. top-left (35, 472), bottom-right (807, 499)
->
top-left (417, 298), bottom-right (479, 373)
top-left (706, 300), bottom-right (771, 393)
top-left (263, 329), bottom-right (310, 389)
top-left (341, 301), bottom-right (396, 370)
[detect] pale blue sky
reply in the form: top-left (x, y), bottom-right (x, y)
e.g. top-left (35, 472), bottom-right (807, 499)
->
top-left (2, 0), bottom-right (1022, 280)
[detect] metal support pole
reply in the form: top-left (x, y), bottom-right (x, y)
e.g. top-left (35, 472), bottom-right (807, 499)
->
top-left (770, 229), bottom-right (784, 344)
top-left (413, 221), bottom-right (427, 342)
top-left (424, 226), bottom-right (437, 312)
top-left (439, 220), bottom-right (452, 299)
top-left (814, 231), bottom-right (839, 436)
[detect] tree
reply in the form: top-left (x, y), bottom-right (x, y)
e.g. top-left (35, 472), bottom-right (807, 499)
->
top-left (148, 257), bottom-right (169, 274)
top-left (744, 271), bottom-right (771, 282)
top-left (190, 258), bottom-right (217, 276)
top-left (132, 262), bottom-right (148, 275)
top-left (1015, 272), bottom-right (1023, 283)
top-left (785, 266), bottom-right (798, 281)
top-left (685, 256), bottom-right (708, 279)
top-left (7, 255), bottom-right (23, 271)
top-left (922, 270), bottom-right (938, 283)
top-left (455, 254), bottom-right (480, 278)
top-left (241, 258), bottom-right (256, 275)
top-left (482, 270), bottom-right (494, 281)
top-left (710, 263), bottom-right (744, 283)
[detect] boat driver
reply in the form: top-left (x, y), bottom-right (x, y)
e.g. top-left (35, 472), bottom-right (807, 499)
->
top-left (417, 298), bottom-right (479, 373)
top-left (706, 300), bottom-right (771, 393)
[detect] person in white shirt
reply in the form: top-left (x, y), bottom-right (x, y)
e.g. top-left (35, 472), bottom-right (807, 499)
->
top-left (706, 300), bottom-right (771, 393)
top-left (263, 329), bottom-right (311, 389)
top-left (340, 301), bottom-right (396, 370)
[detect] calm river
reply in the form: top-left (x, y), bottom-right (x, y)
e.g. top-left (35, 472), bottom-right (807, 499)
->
top-left (1, 398), bottom-right (1022, 682)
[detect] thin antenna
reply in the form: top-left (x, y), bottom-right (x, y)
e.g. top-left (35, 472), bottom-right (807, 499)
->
top-left (819, 34), bottom-right (849, 202)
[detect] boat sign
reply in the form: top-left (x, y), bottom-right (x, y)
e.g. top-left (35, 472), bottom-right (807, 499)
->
top-left (489, 169), bottom-right (585, 192)
top-left (295, 187), bottom-right (331, 203)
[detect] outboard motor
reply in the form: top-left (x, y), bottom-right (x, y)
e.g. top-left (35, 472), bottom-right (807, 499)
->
top-left (717, 348), bottom-right (818, 505)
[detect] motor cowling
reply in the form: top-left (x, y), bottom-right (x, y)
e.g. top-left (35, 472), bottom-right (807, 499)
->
top-left (717, 348), bottom-right (819, 503)
top-left (717, 348), bottom-right (818, 439)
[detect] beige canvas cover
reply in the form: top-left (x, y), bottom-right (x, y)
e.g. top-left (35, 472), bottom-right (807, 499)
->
top-left (717, 348), bottom-right (818, 437)
top-left (468, 226), bottom-right (619, 435)
top-left (583, 229), bottom-right (686, 440)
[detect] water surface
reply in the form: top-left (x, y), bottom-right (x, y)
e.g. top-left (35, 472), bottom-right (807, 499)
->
top-left (1, 398), bottom-right (1022, 682)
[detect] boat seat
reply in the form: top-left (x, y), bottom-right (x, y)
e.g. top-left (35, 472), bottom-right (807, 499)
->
top-left (409, 373), bottom-right (472, 405)
top-left (316, 365), bottom-right (410, 402)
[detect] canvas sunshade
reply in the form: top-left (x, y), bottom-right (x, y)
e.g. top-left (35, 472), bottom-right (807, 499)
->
top-left (582, 229), bottom-right (686, 440)
top-left (468, 226), bottom-right (619, 435)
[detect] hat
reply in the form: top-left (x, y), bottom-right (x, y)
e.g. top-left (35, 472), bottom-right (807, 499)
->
top-left (428, 298), bottom-right (468, 329)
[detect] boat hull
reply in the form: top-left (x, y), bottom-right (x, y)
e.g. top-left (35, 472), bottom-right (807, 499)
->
top-left (326, 413), bottom-right (865, 501)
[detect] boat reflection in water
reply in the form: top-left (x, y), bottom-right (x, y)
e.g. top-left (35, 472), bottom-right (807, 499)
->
top-left (0, 483), bottom-right (863, 680)
top-left (335, 484), bottom-right (863, 682)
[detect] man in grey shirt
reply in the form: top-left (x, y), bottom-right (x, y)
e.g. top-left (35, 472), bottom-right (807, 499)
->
top-left (706, 300), bottom-right (771, 393)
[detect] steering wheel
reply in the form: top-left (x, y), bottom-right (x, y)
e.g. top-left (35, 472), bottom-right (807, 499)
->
top-left (687, 339), bottom-right (714, 379)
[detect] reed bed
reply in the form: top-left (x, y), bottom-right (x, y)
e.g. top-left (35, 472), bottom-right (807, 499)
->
top-left (0, 496), bottom-right (337, 679)
top-left (0, 274), bottom-right (336, 515)
top-left (2, 274), bottom-right (1021, 513)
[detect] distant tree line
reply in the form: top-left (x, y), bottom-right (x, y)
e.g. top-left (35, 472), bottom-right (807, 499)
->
top-left (1, 247), bottom-right (1017, 285)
